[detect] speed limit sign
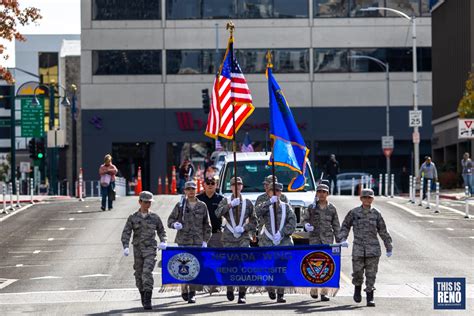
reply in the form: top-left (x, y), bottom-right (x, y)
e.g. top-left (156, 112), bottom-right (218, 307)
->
top-left (409, 110), bottom-right (422, 127)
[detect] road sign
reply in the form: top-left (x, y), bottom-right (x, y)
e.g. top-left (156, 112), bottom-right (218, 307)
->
top-left (458, 119), bottom-right (474, 139)
top-left (21, 98), bottom-right (45, 138)
top-left (409, 110), bottom-right (422, 127)
top-left (412, 131), bottom-right (420, 144)
top-left (383, 148), bottom-right (393, 157)
top-left (381, 136), bottom-right (394, 149)
top-left (20, 162), bottom-right (31, 173)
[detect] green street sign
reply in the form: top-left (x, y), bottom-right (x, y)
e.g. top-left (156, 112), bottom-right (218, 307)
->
top-left (21, 97), bottom-right (45, 137)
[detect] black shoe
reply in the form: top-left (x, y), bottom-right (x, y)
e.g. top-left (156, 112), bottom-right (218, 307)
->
top-left (367, 291), bottom-right (375, 307)
top-left (238, 293), bottom-right (246, 304)
top-left (108, 207), bottom-right (113, 211)
top-left (143, 290), bottom-right (152, 310)
top-left (139, 290), bottom-right (145, 307)
top-left (181, 292), bottom-right (189, 302)
top-left (101, 207), bottom-right (105, 211)
top-left (353, 286), bottom-right (362, 303)
top-left (277, 293), bottom-right (286, 303)
top-left (321, 294), bottom-right (330, 301)
top-left (268, 290), bottom-right (276, 300)
top-left (188, 291), bottom-right (196, 304)
top-left (310, 289), bottom-right (318, 299)
top-left (226, 290), bottom-right (235, 301)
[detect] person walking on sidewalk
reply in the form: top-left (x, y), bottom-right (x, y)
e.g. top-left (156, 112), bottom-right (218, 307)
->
top-left (216, 176), bottom-right (258, 304)
top-left (121, 191), bottom-right (167, 310)
top-left (325, 154), bottom-right (340, 193)
top-left (461, 152), bottom-right (473, 196)
top-left (338, 188), bottom-right (393, 307)
top-left (302, 183), bottom-right (344, 302)
top-left (419, 156), bottom-right (438, 200)
top-left (168, 180), bottom-right (212, 304)
top-left (99, 154), bottom-right (118, 211)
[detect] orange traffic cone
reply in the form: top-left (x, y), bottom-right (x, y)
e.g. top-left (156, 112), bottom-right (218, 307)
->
top-left (171, 166), bottom-right (177, 195)
top-left (157, 177), bottom-right (162, 195)
top-left (134, 167), bottom-right (142, 196)
top-left (165, 176), bottom-right (169, 194)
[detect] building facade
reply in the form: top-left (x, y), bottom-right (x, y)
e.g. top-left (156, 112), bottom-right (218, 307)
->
top-left (81, 0), bottom-right (433, 191)
top-left (431, 0), bottom-right (473, 176)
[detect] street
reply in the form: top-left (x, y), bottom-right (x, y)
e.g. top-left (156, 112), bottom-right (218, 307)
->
top-left (0, 195), bottom-right (472, 315)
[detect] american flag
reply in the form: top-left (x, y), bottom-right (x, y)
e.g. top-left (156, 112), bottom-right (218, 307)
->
top-left (205, 36), bottom-right (254, 140)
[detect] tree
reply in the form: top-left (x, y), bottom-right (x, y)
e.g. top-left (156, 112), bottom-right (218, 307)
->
top-left (0, 0), bottom-right (42, 83)
top-left (457, 72), bottom-right (474, 118)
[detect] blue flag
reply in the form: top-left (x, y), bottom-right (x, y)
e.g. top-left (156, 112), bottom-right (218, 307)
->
top-left (267, 67), bottom-right (310, 191)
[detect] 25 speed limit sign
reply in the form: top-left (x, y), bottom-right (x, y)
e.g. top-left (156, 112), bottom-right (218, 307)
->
top-left (409, 110), bottom-right (422, 127)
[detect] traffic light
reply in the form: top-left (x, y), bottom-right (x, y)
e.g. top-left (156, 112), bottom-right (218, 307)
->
top-left (28, 138), bottom-right (37, 159)
top-left (0, 85), bottom-right (14, 109)
top-left (35, 139), bottom-right (45, 160)
top-left (202, 88), bottom-right (210, 114)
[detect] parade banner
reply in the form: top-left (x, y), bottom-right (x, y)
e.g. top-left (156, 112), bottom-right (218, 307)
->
top-left (162, 245), bottom-right (340, 288)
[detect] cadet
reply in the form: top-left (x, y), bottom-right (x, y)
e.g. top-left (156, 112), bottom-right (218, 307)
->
top-left (255, 175), bottom-right (289, 209)
top-left (216, 176), bottom-right (258, 304)
top-left (167, 180), bottom-right (212, 304)
top-left (339, 188), bottom-right (393, 307)
top-left (256, 182), bottom-right (296, 303)
top-left (302, 183), bottom-right (344, 301)
top-left (121, 191), bottom-right (167, 310)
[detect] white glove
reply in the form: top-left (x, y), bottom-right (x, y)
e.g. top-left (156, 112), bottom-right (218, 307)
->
top-left (202, 241), bottom-right (208, 248)
top-left (235, 225), bottom-right (245, 234)
top-left (340, 240), bottom-right (349, 248)
top-left (173, 222), bottom-right (183, 230)
top-left (123, 248), bottom-right (129, 256)
top-left (270, 196), bottom-right (278, 204)
top-left (274, 231), bottom-right (282, 242)
top-left (304, 223), bottom-right (314, 232)
top-left (158, 242), bottom-right (167, 250)
top-left (230, 198), bottom-right (240, 207)
top-left (386, 251), bottom-right (392, 257)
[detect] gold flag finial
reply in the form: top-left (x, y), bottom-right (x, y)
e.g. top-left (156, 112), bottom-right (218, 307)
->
top-left (226, 21), bottom-right (235, 36)
top-left (266, 50), bottom-right (273, 68)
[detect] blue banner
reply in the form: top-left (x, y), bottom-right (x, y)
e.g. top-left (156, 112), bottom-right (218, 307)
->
top-left (162, 245), bottom-right (340, 288)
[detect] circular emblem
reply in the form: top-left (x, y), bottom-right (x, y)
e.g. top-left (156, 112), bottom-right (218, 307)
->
top-left (167, 252), bottom-right (200, 281)
top-left (300, 251), bottom-right (335, 284)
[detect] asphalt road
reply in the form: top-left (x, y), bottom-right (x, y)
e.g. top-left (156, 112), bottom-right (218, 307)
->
top-left (0, 194), bottom-right (472, 315)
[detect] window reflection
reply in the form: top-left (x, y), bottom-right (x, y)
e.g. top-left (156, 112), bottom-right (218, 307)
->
top-left (385, 0), bottom-right (419, 16)
top-left (420, 0), bottom-right (431, 16)
top-left (93, 0), bottom-right (161, 20)
top-left (202, 0), bottom-right (236, 19)
top-left (273, 0), bottom-right (308, 18)
top-left (349, 0), bottom-right (385, 17)
top-left (93, 50), bottom-right (162, 75)
top-left (314, 0), bottom-right (348, 17)
top-left (314, 49), bottom-right (349, 72)
top-left (239, 0), bottom-right (273, 19)
top-left (273, 49), bottom-right (309, 73)
top-left (167, 50), bottom-right (217, 74)
top-left (167, 0), bottom-right (200, 20)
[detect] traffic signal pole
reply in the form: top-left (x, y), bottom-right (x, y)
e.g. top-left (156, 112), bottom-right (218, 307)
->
top-left (10, 83), bottom-right (16, 194)
top-left (48, 83), bottom-right (57, 195)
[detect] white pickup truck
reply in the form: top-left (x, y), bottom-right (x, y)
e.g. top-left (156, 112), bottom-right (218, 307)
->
top-left (217, 152), bottom-right (317, 244)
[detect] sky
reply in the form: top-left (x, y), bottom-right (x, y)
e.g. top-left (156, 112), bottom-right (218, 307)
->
top-left (2, 0), bottom-right (81, 67)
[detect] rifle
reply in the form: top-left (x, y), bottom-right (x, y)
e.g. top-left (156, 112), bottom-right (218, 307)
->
top-left (178, 194), bottom-right (186, 223)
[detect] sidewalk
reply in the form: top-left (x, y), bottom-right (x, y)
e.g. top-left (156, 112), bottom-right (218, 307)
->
top-left (438, 188), bottom-right (471, 200)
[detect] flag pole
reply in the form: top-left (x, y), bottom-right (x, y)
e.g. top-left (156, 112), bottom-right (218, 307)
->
top-left (227, 21), bottom-right (239, 222)
top-left (266, 50), bottom-right (278, 229)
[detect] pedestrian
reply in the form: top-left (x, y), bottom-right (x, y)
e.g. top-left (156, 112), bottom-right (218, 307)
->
top-left (400, 166), bottom-right (410, 194)
top-left (302, 183), bottom-right (344, 301)
top-left (167, 180), bottom-right (212, 304)
top-left (197, 175), bottom-right (224, 294)
top-left (419, 156), bottom-right (438, 200)
top-left (461, 152), bottom-right (473, 195)
top-left (256, 182), bottom-right (296, 303)
top-left (178, 159), bottom-right (194, 193)
top-left (216, 176), bottom-right (258, 304)
top-left (325, 154), bottom-right (340, 193)
top-left (339, 188), bottom-right (393, 307)
top-left (121, 191), bottom-right (167, 310)
top-left (99, 154), bottom-right (118, 211)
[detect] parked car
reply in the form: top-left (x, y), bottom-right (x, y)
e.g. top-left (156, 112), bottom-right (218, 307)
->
top-left (218, 152), bottom-right (317, 244)
top-left (210, 151), bottom-right (230, 172)
top-left (335, 172), bottom-right (379, 195)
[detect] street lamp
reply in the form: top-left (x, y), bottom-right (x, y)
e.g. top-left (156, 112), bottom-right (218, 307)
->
top-left (348, 54), bottom-right (391, 176)
top-left (360, 6), bottom-right (420, 179)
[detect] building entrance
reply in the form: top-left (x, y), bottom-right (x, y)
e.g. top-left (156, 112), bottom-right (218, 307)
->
top-left (112, 142), bottom-right (151, 191)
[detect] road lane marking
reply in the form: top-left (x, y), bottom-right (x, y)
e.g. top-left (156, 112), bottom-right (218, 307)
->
top-left (25, 238), bottom-right (74, 241)
top-left (387, 201), bottom-right (423, 217)
top-left (446, 227), bottom-right (454, 231)
top-left (50, 218), bottom-right (92, 221)
top-left (30, 276), bottom-right (62, 280)
top-left (0, 204), bottom-right (34, 222)
top-left (79, 274), bottom-right (112, 278)
top-left (448, 236), bottom-right (474, 239)
top-left (0, 264), bottom-right (50, 269)
top-left (437, 204), bottom-right (473, 217)
top-left (0, 278), bottom-right (17, 290)
top-left (39, 227), bottom-right (85, 231)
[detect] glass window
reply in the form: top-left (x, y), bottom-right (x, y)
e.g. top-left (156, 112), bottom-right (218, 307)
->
top-left (314, 48), bottom-right (349, 72)
top-left (166, 50), bottom-right (217, 74)
top-left (385, 0), bottom-right (419, 17)
top-left (314, 0), bottom-right (349, 17)
top-left (203, 0), bottom-right (236, 19)
top-left (167, 0), bottom-right (201, 19)
top-left (93, 50), bottom-right (162, 75)
top-left (93, 0), bottom-right (160, 20)
top-left (273, 49), bottom-right (309, 73)
top-left (420, 0), bottom-right (431, 16)
top-left (349, 0), bottom-right (385, 17)
top-left (235, 50), bottom-right (268, 73)
top-left (386, 48), bottom-right (412, 72)
top-left (238, 0), bottom-right (273, 18)
top-left (348, 48), bottom-right (387, 72)
top-left (417, 47), bottom-right (431, 72)
top-left (273, 0), bottom-right (308, 18)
